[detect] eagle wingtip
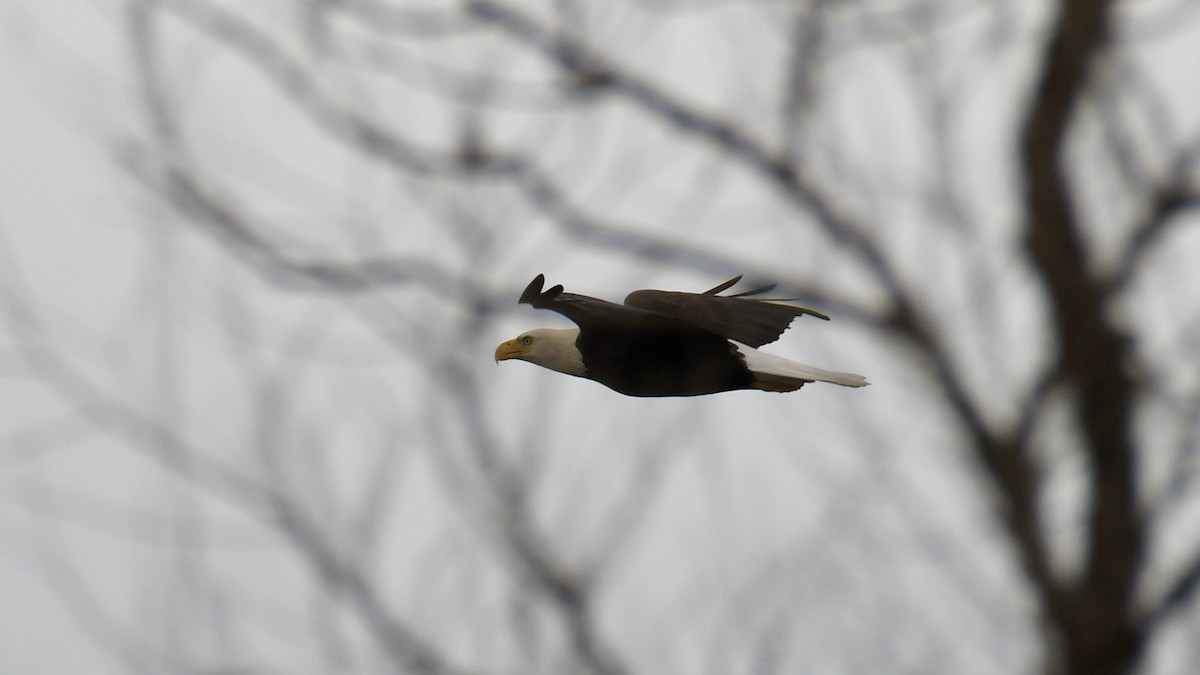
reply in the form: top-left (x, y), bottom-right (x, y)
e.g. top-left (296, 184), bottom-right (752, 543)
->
top-left (519, 274), bottom-right (546, 305)
top-left (519, 274), bottom-right (565, 306)
top-left (703, 275), bottom-right (743, 295)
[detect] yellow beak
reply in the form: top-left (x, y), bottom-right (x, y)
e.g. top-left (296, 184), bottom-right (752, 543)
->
top-left (495, 339), bottom-right (525, 363)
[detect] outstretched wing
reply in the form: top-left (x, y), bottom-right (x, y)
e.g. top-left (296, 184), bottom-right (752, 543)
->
top-left (518, 274), bottom-right (660, 331)
top-left (624, 275), bottom-right (829, 348)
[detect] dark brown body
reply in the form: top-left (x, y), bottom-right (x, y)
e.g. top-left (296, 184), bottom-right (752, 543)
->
top-left (575, 322), bottom-right (754, 396)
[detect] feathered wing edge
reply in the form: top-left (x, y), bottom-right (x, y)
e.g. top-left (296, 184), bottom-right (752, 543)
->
top-left (519, 274), bottom-right (562, 306)
top-left (702, 275), bottom-right (777, 299)
top-left (626, 276), bottom-right (829, 348)
top-left (518, 274), bottom-right (640, 332)
top-left (520, 274), bottom-right (833, 348)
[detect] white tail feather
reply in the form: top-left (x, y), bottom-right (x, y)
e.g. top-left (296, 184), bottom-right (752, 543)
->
top-left (737, 344), bottom-right (869, 390)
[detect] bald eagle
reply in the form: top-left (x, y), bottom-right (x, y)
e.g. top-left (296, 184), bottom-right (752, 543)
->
top-left (495, 275), bottom-right (868, 397)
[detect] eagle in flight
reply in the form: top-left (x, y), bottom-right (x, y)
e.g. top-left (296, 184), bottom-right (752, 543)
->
top-left (495, 275), bottom-right (868, 397)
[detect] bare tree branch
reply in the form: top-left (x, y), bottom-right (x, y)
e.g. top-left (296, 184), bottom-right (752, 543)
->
top-left (1141, 544), bottom-right (1200, 634)
top-left (0, 233), bottom-right (470, 675)
top-left (1106, 138), bottom-right (1200, 293)
top-left (465, 0), bottom-right (909, 307)
top-left (155, 0), bottom-right (480, 174)
top-left (1018, 1), bottom-right (1147, 672)
top-left (118, 142), bottom-right (496, 301)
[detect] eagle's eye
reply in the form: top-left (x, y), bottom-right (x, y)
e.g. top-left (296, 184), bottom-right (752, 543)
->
top-left (522, 335), bottom-right (534, 346)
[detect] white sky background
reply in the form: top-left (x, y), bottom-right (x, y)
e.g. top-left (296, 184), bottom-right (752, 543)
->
top-left (2, 1), bottom-right (1200, 673)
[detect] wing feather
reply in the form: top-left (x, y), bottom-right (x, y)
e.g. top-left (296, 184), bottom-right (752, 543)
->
top-left (701, 276), bottom-right (742, 295)
top-left (517, 275), bottom-right (827, 347)
top-left (625, 278), bottom-right (828, 347)
top-left (518, 274), bottom-right (653, 330)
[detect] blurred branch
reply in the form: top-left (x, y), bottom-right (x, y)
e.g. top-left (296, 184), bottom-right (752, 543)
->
top-left (436, 357), bottom-right (631, 675)
top-left (319, 0), bottom-right (478, 38)
top-left (154, 0), bottom-right (479, 174)
top-left (1119, 0), bottom-right (1200, 41)
top-left (1146, 383), bottom-right (1200, 517)
top-left (0, 410), bottom-right (95, 467)
top-left (889, 307), bottom-right (1063, 619)
top-left (1106, 143), bottom-right (1200, 293)
top-left (1139, 381), bottom-right (1200, 632)
top-left (7, 506), bottom-right (163, 672)
top-left (118, 142), bottom-right (497, 302)
top-left (1018, 0), bottom-right (1148, 672)
top-left (0, 234), bottom-right (470, 675)
top-left (465, 0), bottom-right (910, 308)
top-left (147, 0), bottom-right (898, 330)
top-left (780, 0), bottom-right (829, 161)
top-left (503, 512), bottom-right (628, 675)
top-left (266, 487), bottom-right (473, 675)
top-left (1093, 51), bottom-right (1200, 295)
top-left (1141, 544), bottom-right (1200, 636)
top-left (583, 425), bottom-right (687, 579)
top-left (1092, 54), bottom-right (1172, 197)
top-left (127, 0), bottom-right (500, 306)
top-left (504, 157), bottom-right (876, 322)
top-left (464, 0), bottom-right (798, 182)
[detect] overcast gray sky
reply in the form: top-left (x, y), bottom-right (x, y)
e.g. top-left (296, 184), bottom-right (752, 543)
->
top-left (3, 1), bottom-right (1200, 674)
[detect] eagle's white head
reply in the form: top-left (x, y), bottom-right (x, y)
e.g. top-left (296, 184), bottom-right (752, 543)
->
top-left (495, 328), bottom-right (587, 378)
